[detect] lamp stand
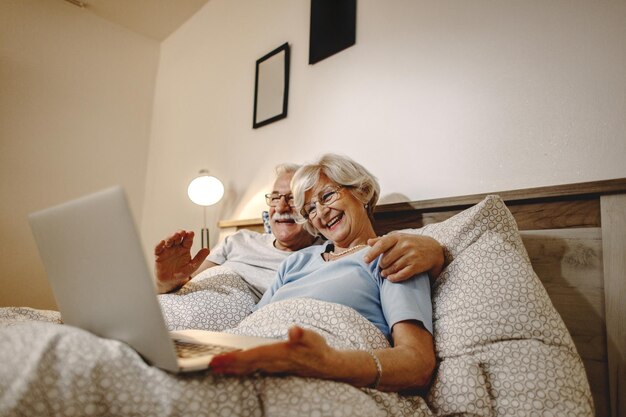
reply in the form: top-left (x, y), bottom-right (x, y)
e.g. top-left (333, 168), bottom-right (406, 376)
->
top-left (201, 227), bottom-right (210, 249)
top-left (201, 206), bottom-right (210, 249)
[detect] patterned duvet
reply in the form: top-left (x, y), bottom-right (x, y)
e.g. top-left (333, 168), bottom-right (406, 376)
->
top-left (0, 275), bottom-right (431, 417)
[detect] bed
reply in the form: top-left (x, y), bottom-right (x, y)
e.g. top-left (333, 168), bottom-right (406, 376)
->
top-left (1, 178), bottom-right (623, 417)
top-left (220, 178), bottom-right (626, 417)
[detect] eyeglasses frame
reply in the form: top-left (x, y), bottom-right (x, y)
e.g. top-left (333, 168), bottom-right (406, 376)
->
top-left (265, 192), bottom-right (295, 207)
top-left (300, 185), bottom-right (345, 220)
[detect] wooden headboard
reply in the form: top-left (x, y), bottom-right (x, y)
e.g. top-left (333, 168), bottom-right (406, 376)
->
top-left (219, 178), bottom-right (626, 417)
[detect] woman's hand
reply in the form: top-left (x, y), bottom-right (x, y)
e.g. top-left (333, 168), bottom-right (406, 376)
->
top-left (154, 230), bottom-right (210, 293)
top-left (210, 323), bottom-right (435, 392)
top-left (364, 234), bottom-right (445, 282)
top-left (209, 326), bottom-right (335, 378)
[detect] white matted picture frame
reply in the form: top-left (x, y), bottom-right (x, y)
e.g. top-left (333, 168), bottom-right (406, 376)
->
top-left (253, 43), bottom-right (290, 129)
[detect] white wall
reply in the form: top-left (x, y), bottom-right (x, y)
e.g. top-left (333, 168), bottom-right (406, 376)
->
top-left (0, 0), bottom-right (159, 308)
top-left (143, 0), bottom-right (626, 260)
top-left (3, 0), bottom-right (623, 308)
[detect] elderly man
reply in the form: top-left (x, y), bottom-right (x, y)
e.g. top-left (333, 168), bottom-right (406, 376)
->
top-left (155, 164), bottom-right (318, 297)
top-left (155, 163), bottom-right (444, 297)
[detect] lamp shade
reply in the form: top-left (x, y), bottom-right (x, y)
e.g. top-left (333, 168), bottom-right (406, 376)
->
top-left (187, 171), bottom-right (224, 206)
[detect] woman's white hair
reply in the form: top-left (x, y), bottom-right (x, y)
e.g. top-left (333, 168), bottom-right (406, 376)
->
top-left (291, 154), bottom-right (380, 235)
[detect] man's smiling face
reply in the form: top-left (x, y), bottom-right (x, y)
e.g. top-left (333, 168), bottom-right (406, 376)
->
top-left (269, 172), bottom-right (313, 251)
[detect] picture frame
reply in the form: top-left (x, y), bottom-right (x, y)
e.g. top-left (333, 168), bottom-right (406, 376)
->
top-left (309, 0), bottom-right (356, 64)
top-left (253, 43), bottom-right (290, 129)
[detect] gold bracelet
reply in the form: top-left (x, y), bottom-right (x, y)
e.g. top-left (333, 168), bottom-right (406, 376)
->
top-left (366, 349), bottom-right (382, 389)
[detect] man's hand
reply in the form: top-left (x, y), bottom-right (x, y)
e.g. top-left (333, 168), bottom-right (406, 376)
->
top-left (364, 234), bottom-right (444, 282)
top-left (154, 230), bottom-right (209, 293)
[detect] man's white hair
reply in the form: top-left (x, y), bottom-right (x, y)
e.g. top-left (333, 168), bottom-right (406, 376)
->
top-left (274, 163), bottom-right (301, 177)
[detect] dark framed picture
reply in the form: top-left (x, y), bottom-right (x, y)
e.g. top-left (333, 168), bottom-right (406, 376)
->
top-left (309, 0), bottom-right (356, 64)
top-left (253, 43), bottom-right (290, 129)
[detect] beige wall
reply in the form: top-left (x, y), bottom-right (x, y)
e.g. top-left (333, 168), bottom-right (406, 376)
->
top-left (0, 0), bottom-right (159, 308)
top-left (142, 0), bottom-right (626, 262)
top-left (2, 0), bottom-right (625, 308)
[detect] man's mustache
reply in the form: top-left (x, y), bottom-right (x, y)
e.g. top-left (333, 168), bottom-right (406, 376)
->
top-left (272, 213), bottom-right (296, 222)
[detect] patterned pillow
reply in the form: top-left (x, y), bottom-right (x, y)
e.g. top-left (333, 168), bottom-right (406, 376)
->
top-left (407, 196), bottom-right (594, 416)
top-left (262, 210), bottom-right (272, 234)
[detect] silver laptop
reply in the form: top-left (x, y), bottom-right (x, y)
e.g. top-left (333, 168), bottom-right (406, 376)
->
top-left (29, 186), bottom-right (275, 373)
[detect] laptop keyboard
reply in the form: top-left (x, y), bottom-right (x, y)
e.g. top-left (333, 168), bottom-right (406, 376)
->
top-left (174, 339), bottom-right (239, 359)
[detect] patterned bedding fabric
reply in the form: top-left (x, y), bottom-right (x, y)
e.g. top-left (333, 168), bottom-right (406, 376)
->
top-left (0, 196), bottom-right (594, 416)
top-left (158, 266), bottom-right (258, 331)
top-left (413, 195), bottom-right (594, 416)
top-left (0, 268), bottom-right (431, 417)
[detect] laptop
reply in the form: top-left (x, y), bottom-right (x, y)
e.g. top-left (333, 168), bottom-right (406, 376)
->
top-left (28, 186), bottom-right (276, 373)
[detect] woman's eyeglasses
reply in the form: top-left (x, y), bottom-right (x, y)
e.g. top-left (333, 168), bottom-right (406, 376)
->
top-left (265, 193), bottom-right (295, 207)
top-left (300, 186), bottom-right (343, 220)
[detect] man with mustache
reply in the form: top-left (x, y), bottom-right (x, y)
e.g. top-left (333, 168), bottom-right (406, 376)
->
top-left (155, 164), bottom-right (320, 297)
top-left (155, 163), bottom-right (444, 298)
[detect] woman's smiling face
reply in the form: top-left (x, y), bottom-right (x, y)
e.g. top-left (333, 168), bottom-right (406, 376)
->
top-left (305, 174), bottom-right (375, 249)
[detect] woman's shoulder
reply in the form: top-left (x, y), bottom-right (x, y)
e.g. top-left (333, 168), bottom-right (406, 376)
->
top-left (281, 241), bottom-right (329, 266)
top-left (277, 242), bottom-right (327, 275)
top-left (293, 240), bottom-right (330, 257)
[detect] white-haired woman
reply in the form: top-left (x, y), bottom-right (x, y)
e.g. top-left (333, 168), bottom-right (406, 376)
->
top-left (211, 154), bottom-right (436, 392)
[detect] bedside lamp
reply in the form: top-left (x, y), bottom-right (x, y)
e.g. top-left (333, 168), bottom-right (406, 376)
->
top-left (187, 169), bottom-right (224, 248)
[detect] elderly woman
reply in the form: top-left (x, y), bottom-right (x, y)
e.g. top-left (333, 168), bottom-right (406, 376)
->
top-left (210, 154), bottom-right (436, 392)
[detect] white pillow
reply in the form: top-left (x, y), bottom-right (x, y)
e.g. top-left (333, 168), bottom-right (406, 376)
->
top-left (408, 196), bottom-right (594, 416)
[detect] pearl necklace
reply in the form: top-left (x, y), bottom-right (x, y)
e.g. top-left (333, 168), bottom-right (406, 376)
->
top-left (327, 244), bottom-right (367, 261)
